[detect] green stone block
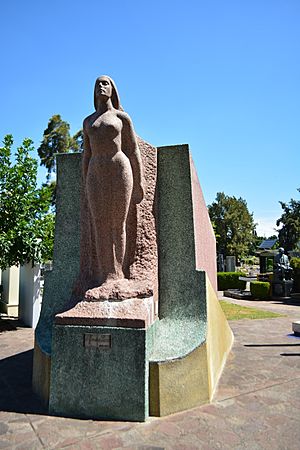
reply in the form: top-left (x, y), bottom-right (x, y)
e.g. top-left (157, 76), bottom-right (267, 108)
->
top-left (49, 323), bottom-right (156, 421)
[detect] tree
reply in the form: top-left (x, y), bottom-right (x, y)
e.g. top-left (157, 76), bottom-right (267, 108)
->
top-left (72, 129), bottom-right (84, 152)
top-left (276, 189), bottom-right (300, 252)
top-left (208, 192), bottom-right (257, 260)
top-left (0, 135), bottom-right (54, 270)
top-left (37, 114), bottom-right (83, 180)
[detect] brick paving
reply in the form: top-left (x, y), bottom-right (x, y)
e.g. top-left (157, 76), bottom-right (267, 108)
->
top-left (1, 295), bottom-right (300, 449)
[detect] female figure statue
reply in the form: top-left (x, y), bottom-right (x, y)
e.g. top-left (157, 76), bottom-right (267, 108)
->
top-left (82, 75), bottom-right (144, 287)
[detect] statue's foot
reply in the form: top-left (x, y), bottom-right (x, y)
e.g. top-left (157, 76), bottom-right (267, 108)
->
top-left (84, 278), bottom-right (153, 301)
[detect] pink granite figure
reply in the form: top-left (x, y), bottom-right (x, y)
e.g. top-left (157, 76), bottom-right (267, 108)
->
top-left (82, 76), bottom-right (144, 286)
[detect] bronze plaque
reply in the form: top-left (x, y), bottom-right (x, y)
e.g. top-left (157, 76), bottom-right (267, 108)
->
top-left (84, 333), bottom-right (111, 349)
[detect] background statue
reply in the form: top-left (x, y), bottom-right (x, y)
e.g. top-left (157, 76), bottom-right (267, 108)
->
top-left (77, 75), bottom-right (145, 297)
top-left (274, 247), bottom-right (292, 281)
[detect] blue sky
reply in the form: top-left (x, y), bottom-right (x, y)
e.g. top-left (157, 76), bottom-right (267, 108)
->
top-left (1, 0), bottom-right (299, 237)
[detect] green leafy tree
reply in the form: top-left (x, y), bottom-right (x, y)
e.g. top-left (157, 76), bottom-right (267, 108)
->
top-left (72, 129), bottom-right (84, 152)
top-left (276, 189), bottom-right (300, 252)
top-left (37, 114), bottom-right (83, 180)
top-left (208, 192), bottom-right (257, 260)
top-left (0, 135), bottom-right (54, 269)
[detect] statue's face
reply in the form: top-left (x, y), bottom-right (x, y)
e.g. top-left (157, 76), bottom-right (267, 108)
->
top-left (95, 76), bottom-right (112, 99)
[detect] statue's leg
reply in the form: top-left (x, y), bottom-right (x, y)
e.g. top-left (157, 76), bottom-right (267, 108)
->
top-left (110, 154), bottom-right (133, 279)
top-left (86, 163), bottom-right (116, 282)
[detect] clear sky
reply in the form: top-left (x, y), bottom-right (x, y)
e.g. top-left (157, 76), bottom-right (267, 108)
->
top-left (1, 0), bottom-right (299, 237)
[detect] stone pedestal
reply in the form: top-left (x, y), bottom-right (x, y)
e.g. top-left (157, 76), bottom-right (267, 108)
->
top-left (272, 280), bottom-right (293, 297)
top-left (49, 318), bottom-right (156, 421)
top-left (49, 297), bottom-right (156, 421)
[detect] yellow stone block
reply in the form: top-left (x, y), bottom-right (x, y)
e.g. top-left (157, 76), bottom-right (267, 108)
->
top-left (149, 275), bottom-right (234, 416)
top-left (32, 342), bottom-right (51, 406)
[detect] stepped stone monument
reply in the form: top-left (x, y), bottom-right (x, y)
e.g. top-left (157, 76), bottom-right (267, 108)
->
top-left (33, 76), bottom-right (233, 421)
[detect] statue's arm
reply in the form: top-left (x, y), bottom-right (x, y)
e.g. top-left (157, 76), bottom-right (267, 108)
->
top-left (121, 114), bottom-right (144, 203)
top-left (82, 121), bottom-right (91, 183)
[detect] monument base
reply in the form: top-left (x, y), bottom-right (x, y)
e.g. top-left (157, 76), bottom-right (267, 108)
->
top-left (272, 280), bottom-right (293, 297)
top-left (48, 297), bottom-right (157, 421)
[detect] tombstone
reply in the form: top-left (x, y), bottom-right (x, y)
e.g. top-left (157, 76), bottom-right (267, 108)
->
top-left (33, 76), bottom-right (233, 420)
top-left (217, 253), bottom-right (225, 272)
top-left (225, 256), bottom-right (236, 272)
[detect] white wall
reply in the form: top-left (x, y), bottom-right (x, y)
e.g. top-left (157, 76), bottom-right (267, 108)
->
top-left (1, 265), bottom-right (20, 316)
top-left (19, 262), bottom-right (42, 328)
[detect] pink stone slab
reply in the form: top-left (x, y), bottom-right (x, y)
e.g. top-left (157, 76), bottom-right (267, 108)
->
top-left (190, 156), bottom-right (217, 293)
top-left (55, 296), bottom-right (156, 329)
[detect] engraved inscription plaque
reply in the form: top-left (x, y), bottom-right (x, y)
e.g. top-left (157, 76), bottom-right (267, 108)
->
top-left (84, 333), bottom-right (112, 349)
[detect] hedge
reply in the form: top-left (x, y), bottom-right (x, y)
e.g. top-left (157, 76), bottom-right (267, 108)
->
top-left (217, 272), bottom-right (247, 291)
top-left (250, 281), bottom-right (271, 299)
top-left (290, 257), bottom-right (300, 292)
top-left (290, 257), bottom-right (300, 270)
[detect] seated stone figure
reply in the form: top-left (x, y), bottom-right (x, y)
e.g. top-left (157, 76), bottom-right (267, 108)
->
top-left (274, 247), bottom-right (292, 281)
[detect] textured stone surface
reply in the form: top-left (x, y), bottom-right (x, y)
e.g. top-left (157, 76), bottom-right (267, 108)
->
top-left (55, 296), bottom-right (155, 328)
top-left (150, 343), bottom-right (210, 417)
top-left (190, 156), bottom-right (217, 292)
top-left (149, 276), bottom-right (233, 416)
top-left (150, 145), bottom-right (207, 362)
top-left (35, 153), bottom-right (81, 355)
top-left (49, 323), bottom-right (157, 421)
top-left (206, 278), bottom-right (233, 397)
top-left (32, 341), bottom-right (51, 406)
top-left (77, 135), bottom-right (158, 301)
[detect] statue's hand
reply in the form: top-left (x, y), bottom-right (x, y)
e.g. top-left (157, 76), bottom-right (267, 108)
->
top-left (133, 183), bottom-right (144, 204)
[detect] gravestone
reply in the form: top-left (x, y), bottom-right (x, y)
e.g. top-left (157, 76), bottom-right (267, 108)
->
top-left (226, 256), bottom-right (236, 272)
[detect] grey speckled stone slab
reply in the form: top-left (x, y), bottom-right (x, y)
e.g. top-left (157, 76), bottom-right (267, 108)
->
top-left (49, 322), bottom-right (156, 421)
top-left (150, 145), bottom-right (208, 362)
top-left (35, 153), bottom-right (82, 355)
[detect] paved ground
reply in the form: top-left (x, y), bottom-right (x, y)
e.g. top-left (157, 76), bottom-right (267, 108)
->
top-left (1, 294), bottom-right (300, 449)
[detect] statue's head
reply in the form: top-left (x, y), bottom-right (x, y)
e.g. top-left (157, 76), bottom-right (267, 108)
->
top-left (279, 247), bottom-right (285, 254)
top-left (94, 75), bottom-right (121, 110)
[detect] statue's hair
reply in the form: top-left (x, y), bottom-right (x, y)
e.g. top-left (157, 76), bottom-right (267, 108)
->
top-left (94, 75), bottom-right (123, 111)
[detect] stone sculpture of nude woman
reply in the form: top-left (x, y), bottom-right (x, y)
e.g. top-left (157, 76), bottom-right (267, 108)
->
top-left (80, 75), bottom-right (144, 296)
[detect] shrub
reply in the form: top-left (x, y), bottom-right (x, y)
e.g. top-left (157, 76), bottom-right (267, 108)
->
top-left (217, 272), bottom-right (247, 291)
top-left (290, 258), bottom-right (300, 292)
top-left (250, 281), bottom-right (271, 299)
top-left (290, 257), bottom-right (300, 270)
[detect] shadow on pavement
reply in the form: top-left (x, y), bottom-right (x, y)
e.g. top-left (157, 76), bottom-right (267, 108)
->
top-left (244, 343), bottom-right (300, 347)
top-left (0, 349), bottom-right (47, 415)
top-left (0, 318), bottom-right (19, 333)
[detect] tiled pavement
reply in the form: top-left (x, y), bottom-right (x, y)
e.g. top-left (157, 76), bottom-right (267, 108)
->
top-left (1, 295), bottom-right (300, 449)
